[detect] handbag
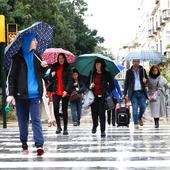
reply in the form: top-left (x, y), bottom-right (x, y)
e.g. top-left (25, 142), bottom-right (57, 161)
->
top-left (147, 79), bottom-right (159, 102)
top-left (147, 91), bottom-right (158, 101)
top-left (82, 90), bottom-right (95, 108)
top-left (70, 91), bottom-right (82, 102)
top-left (105, 96), bottom-right (115, 110)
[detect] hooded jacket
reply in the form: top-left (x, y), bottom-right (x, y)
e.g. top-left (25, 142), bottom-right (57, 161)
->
top-left (7, 33), bottom-right (44, 99)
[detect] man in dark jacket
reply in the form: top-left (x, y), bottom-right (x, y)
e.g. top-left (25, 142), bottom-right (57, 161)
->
top-left (123, 59), bottom-right (148, 129)
top-left (6, 33), bottom-right (47, 155)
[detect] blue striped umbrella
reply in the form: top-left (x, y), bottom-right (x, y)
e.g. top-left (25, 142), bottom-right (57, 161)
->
top-left (4, 22), bottom-right (53, 70)
top-left (124, 50), bottom-right (166, 64)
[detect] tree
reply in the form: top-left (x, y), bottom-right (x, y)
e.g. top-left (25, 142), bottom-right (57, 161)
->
top-left (0, 0), bottom-right (104, 55)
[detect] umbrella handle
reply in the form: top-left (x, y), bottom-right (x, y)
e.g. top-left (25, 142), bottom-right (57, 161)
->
top-left (34, 52), bottom-right (42, 62)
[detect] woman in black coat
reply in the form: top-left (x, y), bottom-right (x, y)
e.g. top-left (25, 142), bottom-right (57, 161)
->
top-left (88, 58), bottom-right (114, 137)
top-left (49, 53), bottom-right (73, 135)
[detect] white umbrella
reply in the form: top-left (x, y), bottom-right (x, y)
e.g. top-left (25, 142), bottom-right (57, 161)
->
top-left (124, 50), bottom-right (166, 64)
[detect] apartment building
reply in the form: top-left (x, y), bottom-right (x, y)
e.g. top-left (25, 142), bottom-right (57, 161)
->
top-left (138, 0), bottom-right (170, 56)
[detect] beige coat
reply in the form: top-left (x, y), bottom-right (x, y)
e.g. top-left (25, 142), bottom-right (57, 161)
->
top-left (148, 75), bottom-right (170, 118)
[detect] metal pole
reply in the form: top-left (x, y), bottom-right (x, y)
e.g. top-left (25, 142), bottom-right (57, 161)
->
top-left (0, 42), bottom-right (7, 128)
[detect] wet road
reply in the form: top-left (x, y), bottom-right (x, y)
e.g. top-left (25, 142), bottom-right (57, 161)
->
top-left (0, 107), bottom-right (170, 169)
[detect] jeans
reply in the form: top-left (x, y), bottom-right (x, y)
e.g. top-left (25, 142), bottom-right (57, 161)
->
top-left (131, 91), bottom-right (146, 124)
top-left (70, 98), bottom-right (82, 124)
top-left (16, 98), bottom-right (44, 147)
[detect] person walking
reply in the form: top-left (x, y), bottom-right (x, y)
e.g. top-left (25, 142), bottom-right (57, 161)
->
top-left (88, 58), bottom-right (114, 137)
top-left (42, 82), bottom-right (55, 127)
top-left (6, 33), bottom-right (47, 155)
top-left (70, 68), bottom-right (86, 126)
top-left (107, 78), bottom-right (122, 126)
top-left (123, 59), bottom-right (148, 129)
top-left (148, 65), bottom-right (170, 128)
top-left (49, 53), bottom-right (73, 135)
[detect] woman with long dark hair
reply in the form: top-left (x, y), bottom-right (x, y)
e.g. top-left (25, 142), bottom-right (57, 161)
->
top-left (50, 53), bottom-right (73, 135)
top-left (148, 65), bottom-right (170, 128)
top-left (88, 58), bottom-right (114, 137)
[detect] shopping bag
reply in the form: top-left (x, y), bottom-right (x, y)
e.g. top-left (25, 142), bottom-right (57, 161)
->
top-left (82, 90), bottom-right (94, 108)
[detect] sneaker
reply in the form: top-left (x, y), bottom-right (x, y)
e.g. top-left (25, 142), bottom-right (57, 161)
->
top-left (73, 122), bottom-right (78, 126)
top-left (134, 124), bottom-right (139, 129)
top-left (22, 144), bottom-right (29, 155)
top-left (37, 147), bottom-right (44, 156)
top-left (22, 149), bottom-right (29, 155)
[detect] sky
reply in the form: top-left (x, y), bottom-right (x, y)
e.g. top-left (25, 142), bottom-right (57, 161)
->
top-left (84, 0), bottom-right (139, 55)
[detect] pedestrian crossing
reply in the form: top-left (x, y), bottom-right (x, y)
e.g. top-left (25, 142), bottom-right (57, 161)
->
top-left (1, 112), bottom-right (170, 169)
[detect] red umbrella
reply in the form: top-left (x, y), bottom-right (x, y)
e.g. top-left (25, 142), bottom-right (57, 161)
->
top-left (42, 48), bottom-right (76, 64)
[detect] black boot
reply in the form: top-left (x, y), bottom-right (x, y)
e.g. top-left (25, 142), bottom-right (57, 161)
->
top-left (107, 111), bottom-right (111, 125)
top-left (56, 126), bottom-right (62, 134)
top-left (63, 126), bottom-right (68, 135)
top-left (154, 118), bottom-right (159, 128)
top-left (63, 123), bottom-right (68, 135)
top-left (56, 120), bottom-right (62, 134)
top-left (63, 116), bottom-right (68, 135)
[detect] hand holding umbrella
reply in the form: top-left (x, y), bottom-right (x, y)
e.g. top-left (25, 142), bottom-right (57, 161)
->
top-left (42, 48), bottom-right (75, 64)
top-left (4, 22), bottom-right (53, 70)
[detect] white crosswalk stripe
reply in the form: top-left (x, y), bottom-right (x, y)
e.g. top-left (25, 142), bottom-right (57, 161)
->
top-left (1, 112), bottom-right (170, 169)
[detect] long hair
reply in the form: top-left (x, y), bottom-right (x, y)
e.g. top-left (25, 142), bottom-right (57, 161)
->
top-left (149, 64), bottom-right (160, 79)
top-left (93, 58), bottom-right (106, 73)
top-left (56, 53), bottom-right (69, 67)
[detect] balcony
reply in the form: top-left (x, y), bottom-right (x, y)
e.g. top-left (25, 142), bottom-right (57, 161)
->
top-left (162, 9), bottom-right (170, 20)
top-left (160, 16), bottom-right (166, 25)
top-left (148, 29), bottom-right (154, 38)
top-left (153, 26), bottom-right (157, 34)
top-left (156, 21), bottom-right (161, 30)
top-left (155, 0), bottom-right (159, 4)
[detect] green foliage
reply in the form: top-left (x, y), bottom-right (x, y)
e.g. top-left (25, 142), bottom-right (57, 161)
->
top-left (0, 0), bottom-right (104, 55)
top-left (158, 60), bottom-right (170, 83)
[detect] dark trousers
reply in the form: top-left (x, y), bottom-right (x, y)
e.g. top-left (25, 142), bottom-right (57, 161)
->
top-left (107, 98), bottom-right (117, 125)
top-left (52, 94), bottom-right (70, 130)
top-left (91, 96), bottom-right (106, 132)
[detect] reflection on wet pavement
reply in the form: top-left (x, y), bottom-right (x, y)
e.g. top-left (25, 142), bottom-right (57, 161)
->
top-left (1, 108), bottom-right (170, 169)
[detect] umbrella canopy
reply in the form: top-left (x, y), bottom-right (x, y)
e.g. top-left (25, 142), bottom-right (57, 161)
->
top-left (42, 48), bottom-right (75, 64)
top-left (124, 50), bottom-right (166, 64)
top-left (4, 22), bottom-right (53, 70)
top-left (73, 53), bottom-right (121, 77)
top-left (113, 60), bottom-right (125, 71)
